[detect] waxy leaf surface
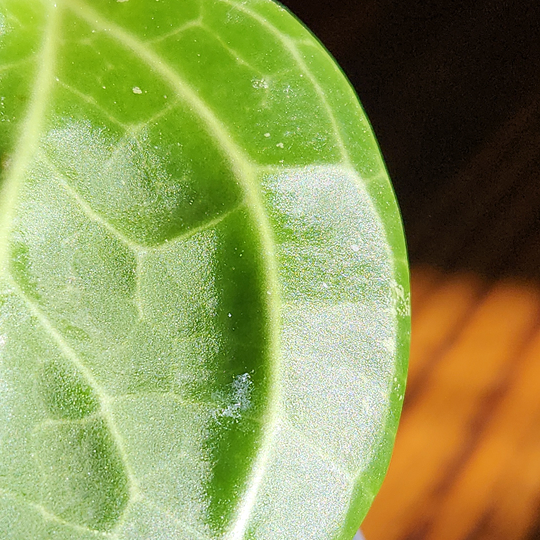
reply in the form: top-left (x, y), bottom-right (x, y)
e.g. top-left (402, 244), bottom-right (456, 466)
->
top-left (0, 0), bottom-right (410, 539)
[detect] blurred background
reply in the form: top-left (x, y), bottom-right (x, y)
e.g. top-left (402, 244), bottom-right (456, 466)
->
top-left (280, 1), bottom-right (540, 539)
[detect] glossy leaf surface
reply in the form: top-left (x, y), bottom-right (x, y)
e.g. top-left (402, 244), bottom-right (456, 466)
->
top-left (0, 0), bottom-right (410, 538)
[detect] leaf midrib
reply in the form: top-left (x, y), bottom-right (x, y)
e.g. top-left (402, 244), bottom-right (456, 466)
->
top-left (0, 3), bottom-right (59, 270)
top-left (0, 5), bottom-right (144, 518)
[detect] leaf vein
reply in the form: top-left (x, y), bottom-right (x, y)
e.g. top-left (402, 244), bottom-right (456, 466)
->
top-left (283, 418), bottom-right (355, 483)
top-left (141, 496), bottom-right (212, 540)
top-left (200, 22), bottom-right (265, 75)
top-left (4, 273), bottom-right (142, 505)
top-left (150, 199), bottom-right (246, 251)
top-left (126, 97), bottom-right (182, 136)
top-left (0, 486), bottom-right (115, 538)
top-left (145, 17), bottom-right (203, 45)
top-left (31, 412), bottom-right (103, 434)
top-left (111, 391), bottom-right (219, 411)
top-left (38, 150), bottom-right (142, 251)
top-left (0, 56), bottom-right (34, 73)
top-left (39, 150), bottom-right (246, 254)
top-left (49, 3), bottom-right (284, 535)
top-left (0, 3), bottom-right (60, 271)
top-left (55, 79), bottom-right (130, 130)
top-left (218, 0), bottom-right (352, 166)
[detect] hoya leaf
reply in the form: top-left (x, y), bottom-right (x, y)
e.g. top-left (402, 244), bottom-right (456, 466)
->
top-left (0, 1), bottom-right (410, 539)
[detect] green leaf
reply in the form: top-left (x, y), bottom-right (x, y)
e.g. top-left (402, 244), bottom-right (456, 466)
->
top-left (0, 0), bottom-right (410, 538)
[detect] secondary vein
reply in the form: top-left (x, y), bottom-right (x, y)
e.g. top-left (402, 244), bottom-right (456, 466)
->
top-left (0, 486), bottom-right (115, 538)
top-left (219, 0), bottom-right (353, 168)
top-left (63, 2), bottom-right (284, 535)
top-left (5, 273), bottom-right (141, 502)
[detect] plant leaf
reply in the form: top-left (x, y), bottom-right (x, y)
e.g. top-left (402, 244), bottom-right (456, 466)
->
top-left (0, 0), bottom-right (410, 539)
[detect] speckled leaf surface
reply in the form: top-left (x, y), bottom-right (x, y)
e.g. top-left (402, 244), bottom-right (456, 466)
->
top-left (0, 0), bottom-right (409, 539)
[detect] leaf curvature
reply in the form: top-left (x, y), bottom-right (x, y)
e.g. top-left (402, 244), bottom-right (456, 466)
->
top-left (0, 1), bottom-right (409, 539)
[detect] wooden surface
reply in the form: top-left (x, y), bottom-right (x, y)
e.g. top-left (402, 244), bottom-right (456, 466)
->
top-left (361, 77), bottom-right (540, 540)
top-left (362, 266), bottom-right (540, 540)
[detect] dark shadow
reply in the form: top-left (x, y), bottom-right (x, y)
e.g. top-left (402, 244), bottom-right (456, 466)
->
top-left (281, 0), bottom-right (540, 282)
